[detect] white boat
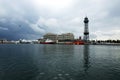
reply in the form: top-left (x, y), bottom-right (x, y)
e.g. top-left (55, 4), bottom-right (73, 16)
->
top-left (40, 39), bottom-right (56, 44)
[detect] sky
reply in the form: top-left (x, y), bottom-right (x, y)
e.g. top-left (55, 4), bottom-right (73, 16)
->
top-left (0, 0), bottom-right (120, 40)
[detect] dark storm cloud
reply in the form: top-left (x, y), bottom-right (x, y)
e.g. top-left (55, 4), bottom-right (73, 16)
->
top-left (0, 0), bottom-right (42, 40)
top-left (0, 17), bottom-right (42, 40)
top-left (0, 0), bottom-right (120, 40)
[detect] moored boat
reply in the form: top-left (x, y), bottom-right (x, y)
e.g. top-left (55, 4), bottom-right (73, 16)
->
top-left (40, 39), bottom-right (56, 44)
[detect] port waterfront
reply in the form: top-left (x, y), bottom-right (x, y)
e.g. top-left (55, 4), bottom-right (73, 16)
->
top-left (1, 39), bottom-right (120, 45)
top-left (0, 44), bottom-right (120, 80)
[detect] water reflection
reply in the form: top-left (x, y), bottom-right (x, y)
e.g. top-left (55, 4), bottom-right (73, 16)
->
top-left (83, 45), bottom-right (90, 72)
top-left (36, 45), bottom-right (75, 80)
top-left (1, 44), bottom-right (120, 80)
top-left (0, 44), bottom-right (39, 80)
top-left (43, 44), bottom-right (74, 55)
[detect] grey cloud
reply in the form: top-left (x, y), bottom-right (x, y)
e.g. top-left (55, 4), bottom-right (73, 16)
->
top-left (104, 0), bottom-right (120, 18)
top-left (0, 0), bottom-right (120, 40)
top-left (0, 27), bottom-right (8, 30)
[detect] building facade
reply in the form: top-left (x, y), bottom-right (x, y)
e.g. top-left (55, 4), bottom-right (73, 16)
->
top-left (58, 33), bottom-right (74, 41)
top-left (43, 33), bottom-right (57, 41)
top-left (43, 33), bottom-right (74, 41)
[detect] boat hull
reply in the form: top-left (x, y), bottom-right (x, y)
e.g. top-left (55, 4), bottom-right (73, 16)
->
top-left (40, 42), bottom-right (56, 44)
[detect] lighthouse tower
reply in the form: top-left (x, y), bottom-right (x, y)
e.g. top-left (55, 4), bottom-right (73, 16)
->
top-left (83, 17), bottom-right (89, 42)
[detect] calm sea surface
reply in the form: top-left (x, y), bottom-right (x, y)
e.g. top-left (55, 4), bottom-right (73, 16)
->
top-left (0, 44), bottom-right (120, 80)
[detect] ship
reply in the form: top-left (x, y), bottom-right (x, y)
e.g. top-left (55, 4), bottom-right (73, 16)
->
top-left (40, 39), bottom-right (56, 44)
top-left (73, 40), bottom-right (85, 45)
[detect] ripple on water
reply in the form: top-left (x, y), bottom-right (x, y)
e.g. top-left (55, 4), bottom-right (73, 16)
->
top-left (58, 73), bottom-right (63, 76)
top-left (39, 72), bottom-right (45, 75)
top-left (53, 76), bottom-right (58, 79)
top-left (59, 77), bottom-right (65, 80)
top-left (65, 73), bottom-right (70, 76)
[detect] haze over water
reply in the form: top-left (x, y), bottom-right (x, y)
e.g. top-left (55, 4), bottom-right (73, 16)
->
top-left (0, 44), bottom-right (120, 80)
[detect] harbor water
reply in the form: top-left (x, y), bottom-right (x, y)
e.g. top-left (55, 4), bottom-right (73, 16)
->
top-left (0, 44), bottom-right (120, 80)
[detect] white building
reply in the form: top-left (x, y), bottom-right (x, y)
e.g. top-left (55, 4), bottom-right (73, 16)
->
top-left (58, 33), bottom-right (74, 41)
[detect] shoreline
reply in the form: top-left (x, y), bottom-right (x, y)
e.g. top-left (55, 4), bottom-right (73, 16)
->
top-left (1, 43), bottom-right (120, 46)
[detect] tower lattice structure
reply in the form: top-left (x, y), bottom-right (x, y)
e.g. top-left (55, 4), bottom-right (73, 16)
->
top-left (83, 17), bottom-right (89, 42)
